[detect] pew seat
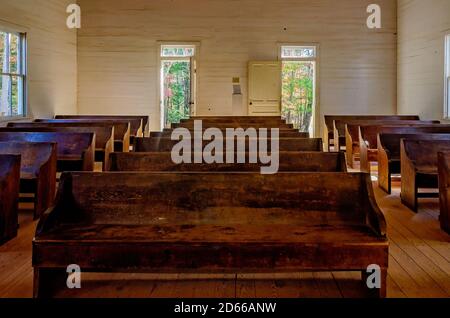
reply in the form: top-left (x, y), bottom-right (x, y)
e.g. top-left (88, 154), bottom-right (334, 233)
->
top-left (0, 155), bottom-right (20, 245)
top-left (0, 142), bottom-right (57, 219)
top-left (33, 172), bottom-right (388, 298)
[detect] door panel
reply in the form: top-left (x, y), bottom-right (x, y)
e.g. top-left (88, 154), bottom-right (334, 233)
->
top-left (248, 61), bottom-right (281, 116)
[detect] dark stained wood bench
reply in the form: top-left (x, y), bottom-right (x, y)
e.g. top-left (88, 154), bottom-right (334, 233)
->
top-left (334, 119), bottom-right (434, 152)
top-left (343, 121), bottom-right (441, 168)
top-left (35, 119), bottom-right (130, 152)
top-left (438, 152), bottom-right (450, 235)
top-left (378, 133), bottom-right (450, 193)
top-left (0, 132), bottom-right (95, 172)
top-left (172, 122), bottom-right (296, 130)
top-left (0, 143), bottom-right (57, 220)
top-left (4, 123), bottom-right (114, 171)
top-left (55, 115), bottom-right (149, 138)
top-left (323, 115), bottom-right (420, 152)
top-left (187, 116), bottom-right (285, 121)
top-left (0, 155), bottom-right (20, 245)
top-left (33, 171), bottom-right (388, 298)
top-left (109, 151), bottom-right (346, 172)
top-left (400, 139), bottom-right (450, 212)
top-left (153, 129), bottom-right (310, 139)
top-left (133, 137), bottom-right (323, 152)
top-left (179, 117), bottom-right (289, 126)
top-left (359, 125), bottom-right (450, 173)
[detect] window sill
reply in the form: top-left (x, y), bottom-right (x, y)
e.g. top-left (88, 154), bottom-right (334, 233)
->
top-left (0, 116), bottom-right (31, 124)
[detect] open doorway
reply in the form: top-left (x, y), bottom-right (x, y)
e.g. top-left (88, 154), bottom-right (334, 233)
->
top-left (159, 44), bottom-right (197, 129)
top-left (279, 45), bottom-right (318, 135)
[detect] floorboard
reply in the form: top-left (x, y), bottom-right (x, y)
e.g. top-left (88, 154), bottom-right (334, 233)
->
top-left (0, 175), bottom-right (449, 298)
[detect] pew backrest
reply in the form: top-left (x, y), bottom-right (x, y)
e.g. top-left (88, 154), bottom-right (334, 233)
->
top-left (54, 115), bottom-right (146, 137)
top-left (401, 139), bottom-right (450, 168)
top-left (5, 123), bottom-right (114, 149)
top-left (45, 171), bottom-right (384, 236)
top-left (0, 132), bottom-right (95, 171)
top-left (133, 137), bottom-right (323, 152)
top-left (378, 133), bottom-right (450, 159)
top-left (109, 151), bottom-right (346, 172)
top-left (0, 142), bottom-right (56, 178)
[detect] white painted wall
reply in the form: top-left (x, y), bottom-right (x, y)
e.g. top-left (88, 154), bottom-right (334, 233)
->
top-left (398, 0), bottom-right (450, 120)
top-left (77, 0), bottom-right (397, 132)
top-left (0, 0), bottom-right (78, 120)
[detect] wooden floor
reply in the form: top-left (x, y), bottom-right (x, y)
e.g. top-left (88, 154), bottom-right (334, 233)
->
top-left (0, 176), bottom-right (449, 298)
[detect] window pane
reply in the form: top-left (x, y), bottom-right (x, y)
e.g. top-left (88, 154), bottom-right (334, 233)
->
top-left (0, 33), bottom-right (4, 70)
top-left (0, 75), bottom-right (22, 117)
top-left (0, 74), bottom-right (12, 116)
top-left (161, 45), bottom-right (195, 57)
top-left (281, 46), bottom-right (316, 59)
top-left (0, 31), bottom-right (21, 75)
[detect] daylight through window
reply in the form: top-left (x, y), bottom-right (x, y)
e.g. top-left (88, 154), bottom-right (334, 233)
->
top-left (0, 29), bottom-right (26, 118)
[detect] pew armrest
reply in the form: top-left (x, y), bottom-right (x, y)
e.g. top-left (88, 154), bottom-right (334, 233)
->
top-left (363, 174), bottom-right (387, 237)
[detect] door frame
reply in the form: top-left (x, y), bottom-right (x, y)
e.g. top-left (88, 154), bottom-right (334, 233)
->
top-left (156, 41), bottom-right (200, 130)
top-left (277, 42), bottom-right (320, 137)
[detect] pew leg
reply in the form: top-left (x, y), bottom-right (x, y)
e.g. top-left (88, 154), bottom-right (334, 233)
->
top-left (34, 268), bottom-right (67, 298)
top-left (361, 268), bottom-right (387, 298)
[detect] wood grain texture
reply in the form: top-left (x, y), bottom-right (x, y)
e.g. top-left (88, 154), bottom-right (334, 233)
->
top-left (2, 178), bottom-right (449, 298)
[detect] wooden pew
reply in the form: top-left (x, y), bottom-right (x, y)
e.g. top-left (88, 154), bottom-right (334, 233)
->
top-left (400, 139), bottom-right (450, 212)
top-left (109, 151), bottom-right (347, 172)
top-left (0, 132), bottom-right (95, 172)
top-left (152, 130), bottom-right (310, 139)
top-left (55, 115), bottom-right (148, 138)
top-left (342, 121), bottom-right (441, 168)
top-left (180, 117), bottom-right (288, 125)
top-left (188, 116), bottom-right (285, 121)
top-left (35, 119), bottom-right (130, 152)
top-left (438, 152), bottom-right (450, 234)
top-left (0, 155), bottom-right (20, 245)
top-left (359, 125), bottom-right (450, 173)
top-left (33, 171), bottom-right (388, 298)
top-left (4, 123), bottom-right (114, 171)
top-left (0, 142), bottom-right (57, 220)
top-left (378, 133), bottom-right (450, 193)
top-left (323, 115), bottom-right (420, 152)
top-left (133, 137), bottom-right (323, 152)
top-left (172, 122), bottom-right (296, 130)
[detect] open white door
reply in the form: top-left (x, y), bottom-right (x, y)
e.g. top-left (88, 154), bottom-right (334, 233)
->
top-left (248, 61), bottom-right (281, 116)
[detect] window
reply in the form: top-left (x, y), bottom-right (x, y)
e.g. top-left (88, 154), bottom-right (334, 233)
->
top-left (0, 30), bottom-right (26, 118)
top-left (280, 46), bottom-right (316, 59)
top-left (161, 45), bottom-right (195, 58)
top-left (445, 35), bottom-right (450, 118)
